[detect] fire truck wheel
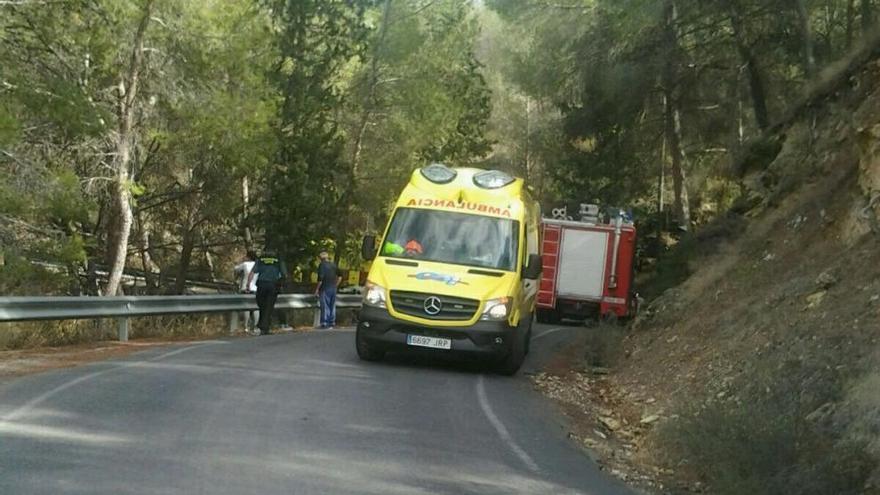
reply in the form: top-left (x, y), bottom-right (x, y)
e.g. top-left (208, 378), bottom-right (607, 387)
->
top-left (356, 327), bottom-right (385, 362)
top-left (537, 309), bottom-right (559, 324)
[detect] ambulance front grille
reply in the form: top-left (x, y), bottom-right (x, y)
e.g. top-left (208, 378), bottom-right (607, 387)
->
top-left (389, 291), bottom-right (480, 321)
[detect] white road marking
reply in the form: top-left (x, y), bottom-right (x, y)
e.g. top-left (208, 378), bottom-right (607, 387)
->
top-left (1, 341), bottom-right (226, 422)
top-left (0, 422), bottom-right (130, 444)
top-left (532, 327), bottom-right (567, 341)
top-left (476, 375), bottom-right (540, 473)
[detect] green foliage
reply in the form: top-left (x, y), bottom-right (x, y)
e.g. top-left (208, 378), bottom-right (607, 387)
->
top-left (0, 103), bottom-right (20, 147)
top-left (0, 253), bottom-right (71, 296)
top-left (660, 354), bottom-right (875, 495)
top-left (44, 170), bottom-right (92, 227)
top-left (485, 0), bottom-right (874, 222)
top-left (264, 0), bottom-right (370, 264)
top-left (347, 0), bottom-right (493, 232)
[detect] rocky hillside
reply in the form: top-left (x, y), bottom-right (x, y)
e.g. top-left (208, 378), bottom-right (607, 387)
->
top-left (535, 43), bottom-right (880, 495)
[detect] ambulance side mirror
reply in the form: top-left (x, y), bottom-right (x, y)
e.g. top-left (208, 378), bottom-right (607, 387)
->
top-left (361, 235), bottom-right (377, 261)
top-left (523, 254), bottom-right (542, 280)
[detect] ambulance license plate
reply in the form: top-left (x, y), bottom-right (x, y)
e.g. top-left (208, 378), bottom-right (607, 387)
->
top-left (407, 335), bottom-right (451, 350)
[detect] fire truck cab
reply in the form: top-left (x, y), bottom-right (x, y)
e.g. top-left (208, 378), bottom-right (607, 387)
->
top-left (537, 204), bottom-right (637, 322)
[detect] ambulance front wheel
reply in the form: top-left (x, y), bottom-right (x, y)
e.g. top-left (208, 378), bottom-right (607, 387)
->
top-left (498, 316), bottom-right (531, 376)
top-left (356, 327), bottom-right (385, 361)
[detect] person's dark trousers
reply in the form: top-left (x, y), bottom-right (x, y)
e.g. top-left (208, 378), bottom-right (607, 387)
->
top-left (255, 283), bottom-right (278, 335)
top-left (319, 286), bottom-right (337, 327)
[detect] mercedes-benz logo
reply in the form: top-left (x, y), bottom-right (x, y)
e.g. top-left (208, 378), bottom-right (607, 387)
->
top-left (423, 296), bottom-right (442, 316)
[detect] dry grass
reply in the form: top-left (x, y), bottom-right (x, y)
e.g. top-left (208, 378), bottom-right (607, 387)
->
top-left (658, 354), bottom-right (877, 495)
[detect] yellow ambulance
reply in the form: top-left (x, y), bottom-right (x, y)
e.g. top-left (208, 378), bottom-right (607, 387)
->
top-left (357, 164), bottom-right (542, 375)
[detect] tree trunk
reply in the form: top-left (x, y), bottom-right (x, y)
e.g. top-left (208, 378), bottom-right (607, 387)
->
top-left (175, 226), bottom-right (194, 295)
top-left (792, 0), bottom-right (817, 76)
top-left (524, 96), bottom-right (533, 183)
top-left (337, 0), bottom-right (393, 261)
top-left (105, 0), bottom-right (154, 296)
top-left (863, 0), bottom-right (874, 32)
top-left (199, 229), bottom-right (216, 282)
top-left (671, 104), bottom-right (691, 230)
top-left (136, 211), bottom-right (160, 293)
top-left (350, 0), bottom-right (392, 183)
top-left (659, 105), bottom-right (666, 215)
top-left (729, 2), bottom-right (770, 130)
top-left (241, 175), bottom-right (253, 251)
top-left (663, 0), bottom-right (692, 231)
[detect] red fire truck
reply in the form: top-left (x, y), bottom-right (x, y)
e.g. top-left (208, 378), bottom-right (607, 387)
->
top-left (537, 205), bottom-right (638, 322)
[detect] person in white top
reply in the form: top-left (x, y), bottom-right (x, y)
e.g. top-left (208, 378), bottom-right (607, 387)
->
top-left (234, 251), bottom-right (259, 333)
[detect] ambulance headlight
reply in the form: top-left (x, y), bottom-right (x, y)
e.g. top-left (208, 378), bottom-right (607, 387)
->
top-left (364, 282), bottom-right (387, 308)
top-left (481, 297), bottom-right (509, 321)
top-left (473, 170), bottom-right (515, 189)
top-left (420, 163), bottom-right (457, 184)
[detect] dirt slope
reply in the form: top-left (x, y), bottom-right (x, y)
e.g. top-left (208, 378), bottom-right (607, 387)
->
top-left (534, 55), bottom-right (880, 495)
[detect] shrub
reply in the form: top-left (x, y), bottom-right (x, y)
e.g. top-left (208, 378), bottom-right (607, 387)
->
top-left (658, 357), bottom-right (876, 495)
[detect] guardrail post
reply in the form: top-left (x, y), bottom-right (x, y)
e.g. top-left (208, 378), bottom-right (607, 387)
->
top-left (117, 317), bottom-right (130, 342)
top-left (228, 311), bottom-right (239, 335)
top-left (313, 302), bottom-right (321, 328)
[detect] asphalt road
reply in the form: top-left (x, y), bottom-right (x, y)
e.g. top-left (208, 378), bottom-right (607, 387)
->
top-left (0, 324), bottom-right (635, 495)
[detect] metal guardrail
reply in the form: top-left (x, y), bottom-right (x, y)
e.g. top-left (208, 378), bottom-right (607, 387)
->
top-left (0, 294), bottom-right (363, 341)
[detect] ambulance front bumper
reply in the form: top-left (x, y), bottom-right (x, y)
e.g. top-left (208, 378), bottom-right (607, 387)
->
top-left (357, 306), bottom-right (515, 358)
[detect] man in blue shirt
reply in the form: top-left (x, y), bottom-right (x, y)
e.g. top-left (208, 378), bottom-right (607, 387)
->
top-left (314, 251), bottom-right (341, 329)
top-left (247, 250), bottom-right (286, 335)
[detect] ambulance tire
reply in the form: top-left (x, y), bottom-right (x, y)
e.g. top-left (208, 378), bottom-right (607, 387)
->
top-left (356, 327), bottom-right (385, 362)
top-left (498, 325), bottom-right (527, 376)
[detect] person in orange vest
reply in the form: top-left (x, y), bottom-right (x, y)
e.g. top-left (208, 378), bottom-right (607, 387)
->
top-left (404, 239), bottom-right (423, 256)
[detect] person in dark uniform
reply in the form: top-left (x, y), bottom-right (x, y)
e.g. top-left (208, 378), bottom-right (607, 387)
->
top-left (247, 250), bottom-right (286, 335)
top-left (314, 251), bottom-right (341, 329)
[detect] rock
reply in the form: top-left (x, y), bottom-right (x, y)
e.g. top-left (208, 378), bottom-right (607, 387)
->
top-left (645, 397), bottom-right (657, 404)
top-left (593, 428), bottom-right (608, 440)
top-left (870, 294), bottom-right (879, 304)
top-left (592, 367), bottom-right (611, 375)
top-left (805, 290), bottom-right (827, 308)
top-left (788, 214), bottom-right (808, 230)
top-left (599, 416), bottom-right (622, 431)
top-left (640, 414), bottom-right (661, 425)
top-left (816, 270), bottom-right (839, 289)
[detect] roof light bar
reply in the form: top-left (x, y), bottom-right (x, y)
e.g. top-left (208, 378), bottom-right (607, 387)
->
top-left (473, 170), bottom-right (515, 189)
top-left (420, 163), bottom-right (457, 184)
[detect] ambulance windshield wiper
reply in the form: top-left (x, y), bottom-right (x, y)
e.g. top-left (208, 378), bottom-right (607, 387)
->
top-left (386, 259), bottom-right (419, 267)
top-left (467, 268), bottom-right (504, 277)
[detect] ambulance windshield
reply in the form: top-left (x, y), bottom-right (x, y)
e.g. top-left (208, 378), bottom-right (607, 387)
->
top-left (381, 208), bottom-right (519, 272)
